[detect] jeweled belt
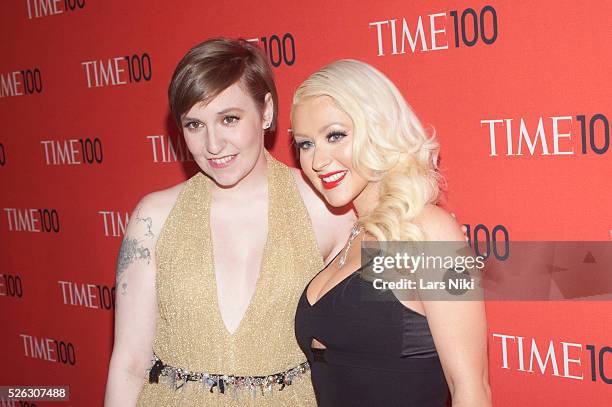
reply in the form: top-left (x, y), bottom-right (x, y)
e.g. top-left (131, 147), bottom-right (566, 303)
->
top-left (147, 352), bottom-right (310, 396)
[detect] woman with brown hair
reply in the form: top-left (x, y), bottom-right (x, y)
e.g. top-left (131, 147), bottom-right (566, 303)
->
top-left (104, 38), bottom-right (354, 406)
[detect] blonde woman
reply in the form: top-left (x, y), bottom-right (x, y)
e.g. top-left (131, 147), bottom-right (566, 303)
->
top-left (292, 60), bottom-right (491, 406)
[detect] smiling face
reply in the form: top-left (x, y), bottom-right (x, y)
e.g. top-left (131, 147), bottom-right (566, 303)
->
top-left (181, 82), bottom-right (272, 187)
top-left (292, 95), bottom-right (372, 208)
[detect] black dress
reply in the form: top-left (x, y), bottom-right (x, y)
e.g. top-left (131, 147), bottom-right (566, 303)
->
top-left (295, 266), bottom-right (450, 407)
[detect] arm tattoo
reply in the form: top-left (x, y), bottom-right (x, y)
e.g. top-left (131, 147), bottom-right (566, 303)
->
top-left (134, 207), bottom-right (154, 238)
top-left (115, 206), bottom-right (154, 295)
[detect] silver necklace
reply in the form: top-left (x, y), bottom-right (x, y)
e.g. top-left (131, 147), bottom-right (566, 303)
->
top-left (337, 222), bottom-right (364, 269)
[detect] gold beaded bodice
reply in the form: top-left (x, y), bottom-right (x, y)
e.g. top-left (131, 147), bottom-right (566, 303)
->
top-left (136, 152), bottom-right (322, 406)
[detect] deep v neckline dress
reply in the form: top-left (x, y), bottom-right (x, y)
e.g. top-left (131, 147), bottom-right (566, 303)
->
top-left (136, 152), bottom-right (323, 406)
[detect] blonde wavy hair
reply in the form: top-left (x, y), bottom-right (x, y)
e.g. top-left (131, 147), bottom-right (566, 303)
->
top-left (291, 59), bottom-right (443, 242)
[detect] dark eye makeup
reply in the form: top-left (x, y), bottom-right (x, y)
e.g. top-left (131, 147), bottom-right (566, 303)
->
top-left (326, 130), bottom-right (347, 142)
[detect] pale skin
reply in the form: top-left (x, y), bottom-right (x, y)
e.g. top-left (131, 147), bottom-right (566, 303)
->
top-left (292, 95), bottom-right (491, 406)
top-left (103, 83), bottom-right (355, 406)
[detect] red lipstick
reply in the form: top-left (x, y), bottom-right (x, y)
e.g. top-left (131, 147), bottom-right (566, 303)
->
top-left (318, 170), bottom-right (347, 190)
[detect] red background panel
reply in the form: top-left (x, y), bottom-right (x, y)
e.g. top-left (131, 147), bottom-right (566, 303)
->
top-left (1, 1), bottom-right (610, 405)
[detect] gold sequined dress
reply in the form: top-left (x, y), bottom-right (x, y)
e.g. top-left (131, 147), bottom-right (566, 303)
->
top-left (135, 153), bottom-right (323, 406)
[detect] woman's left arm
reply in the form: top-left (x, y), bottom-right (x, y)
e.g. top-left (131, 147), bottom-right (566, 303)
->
top-left (416, 205), bottom-right (492, 407)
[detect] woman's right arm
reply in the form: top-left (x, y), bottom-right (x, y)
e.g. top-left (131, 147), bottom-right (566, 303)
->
top-left (104, 193), bottom-right (165, 406)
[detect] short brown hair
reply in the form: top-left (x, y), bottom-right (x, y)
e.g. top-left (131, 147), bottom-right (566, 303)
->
top-left (168, 37), bottom-right (278, 131)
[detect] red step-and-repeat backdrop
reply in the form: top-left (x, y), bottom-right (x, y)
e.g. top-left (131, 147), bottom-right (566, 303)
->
top-left (1, 0), bottom-right (610, 405)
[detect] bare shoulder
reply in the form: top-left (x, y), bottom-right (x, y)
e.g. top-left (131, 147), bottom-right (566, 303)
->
top-left (115, 181), bottom-right (186, 286)
top-left (290, 168), bottom-right (355, 260)
top-left (131, 181), bottom-right (187, 238)
top-left (290, 168), bottom-right (321, 209)
top-left (413, 204), bottom-right (465, 241)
